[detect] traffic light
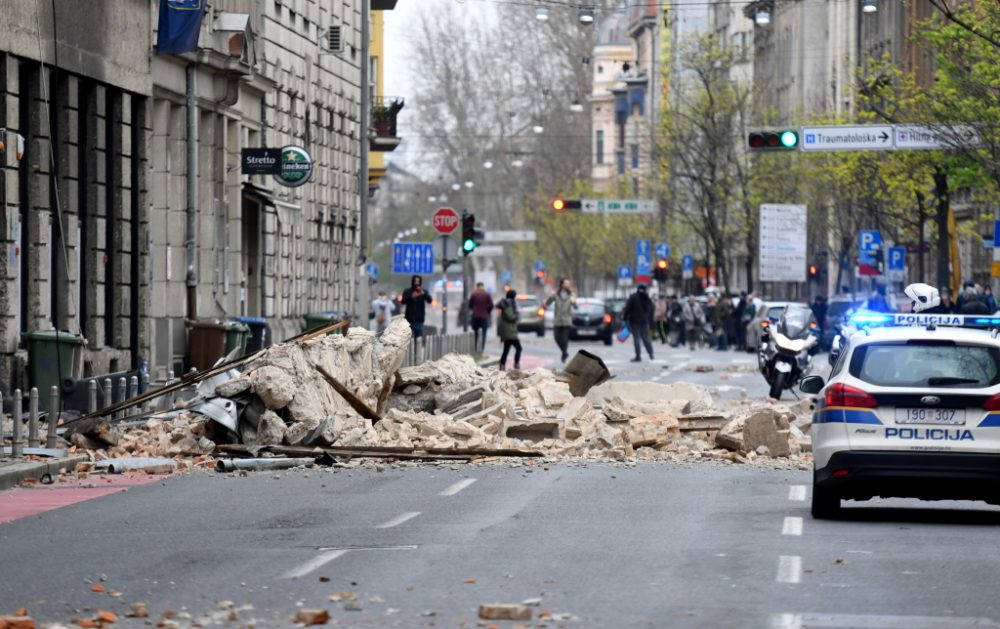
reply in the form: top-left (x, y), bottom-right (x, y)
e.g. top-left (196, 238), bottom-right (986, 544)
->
top-left (534, 270), bottom-right (545, 286)
top-left (747, 129), bottom-right (799, 151)
top-left (461, 212), bottom-right (483, 255)
top-left (552, 197), bottom-right (582, 212)
top-left (808, 264), bottom-right (819, 281)
top-left (654, 258), bottom-right (668, 283)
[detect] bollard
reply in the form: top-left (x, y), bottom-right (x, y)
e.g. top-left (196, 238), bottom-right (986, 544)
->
top-left (167, 370), bottom-right (176, 408)
top-left (46, 385), bottom-right (59, 449)
top-left (0, 391), bottom-right (4, 462)
top-left (88, 380), bottom-right (98, 414)
top-left (28, 387), bottom-right (39, 448)
top-left (129, 375), bottom-right (139, 401)
top-left (103, 378), bottom-right (113, 411)
top-left (141, 372), bottom-right (150, 411)
top-left (117, 377), bottom-right (127, 419)
top-left (12, 389), bottom-right (22, 458)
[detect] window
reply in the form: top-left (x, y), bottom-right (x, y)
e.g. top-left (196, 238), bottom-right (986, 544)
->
top-left (850, 341), bottom-right (1000, 388)
top-left (595, 130), bottom-right (604, 165)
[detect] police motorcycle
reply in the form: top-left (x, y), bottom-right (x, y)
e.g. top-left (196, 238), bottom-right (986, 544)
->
top-left (758, 304), bottom-right (820, 400)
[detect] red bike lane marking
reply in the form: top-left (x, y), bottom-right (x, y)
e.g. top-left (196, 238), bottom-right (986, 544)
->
top-left (0, 474), bottom-right (166, 524)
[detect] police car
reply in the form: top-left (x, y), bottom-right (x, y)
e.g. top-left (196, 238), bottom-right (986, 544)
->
top-left (801, 311), bottom-right (1000, 518)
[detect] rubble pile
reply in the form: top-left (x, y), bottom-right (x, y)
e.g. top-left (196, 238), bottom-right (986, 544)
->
top-left (64, 317), bottom-right (814, 467)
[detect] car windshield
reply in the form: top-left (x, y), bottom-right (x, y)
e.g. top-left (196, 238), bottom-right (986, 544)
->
top-left (576, 302), bottom-right (604, 315)
top-left (766, 306), bottom-right (786, 320)
top-left (516, 296), bottom-right (539, 309)
top-left (781, 305), bottom-right (814, 338)
top-left (850, 341), bottom-right (1000, 388)
top-left (827, 301), bottom-right (857, 317)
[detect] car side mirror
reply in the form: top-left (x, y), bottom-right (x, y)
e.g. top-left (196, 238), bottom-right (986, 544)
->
top-left (799, 375), bottom-right (825, 394)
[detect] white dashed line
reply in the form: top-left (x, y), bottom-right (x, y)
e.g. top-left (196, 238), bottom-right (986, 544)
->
top-left (776, 555), bottom-right (802, 584)
top-left (282, 549), bottom-right (350, 579)
top-left (781, 516), bottom-right (803, 536)
top-left (788, 485), bottom-right (807, 501)
top-left (440, 478), bottom-right (477, 496)
top-left (770, 613), bottom-right (999, 628)
top-left (376, 511), bottom-right (421, 529)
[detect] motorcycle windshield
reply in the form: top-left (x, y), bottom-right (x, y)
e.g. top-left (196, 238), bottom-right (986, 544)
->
top-left (781, 306), bottom-right (814, 339)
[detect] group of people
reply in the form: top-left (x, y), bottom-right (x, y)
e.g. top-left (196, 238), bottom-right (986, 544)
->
top-left (903, 281), bottom-right (998, 315)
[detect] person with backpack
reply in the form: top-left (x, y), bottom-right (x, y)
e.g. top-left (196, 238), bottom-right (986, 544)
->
top-left (496, 289), bottom-right (522, 371)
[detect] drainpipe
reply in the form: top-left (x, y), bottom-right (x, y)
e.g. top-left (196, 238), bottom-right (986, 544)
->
top-left (186, 62), bottom-right (199, 321)
top-left (357, 0), bottom-right (370, 318)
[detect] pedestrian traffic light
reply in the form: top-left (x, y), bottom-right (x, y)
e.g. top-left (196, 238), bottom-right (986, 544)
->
top-left (461, 212), bottom-right (483, 255)
top-left (654, 258), bottom-right (668, 283)
top-left (552, 197), bottom-right (582, 212)
top-left (747, 129), bottom-right (799, 151)
top-left (808, 264), bottom-right (819, 280)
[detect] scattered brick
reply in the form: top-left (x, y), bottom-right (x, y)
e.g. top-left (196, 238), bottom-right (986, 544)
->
top-left (294, 608), bottom-right (330, 625)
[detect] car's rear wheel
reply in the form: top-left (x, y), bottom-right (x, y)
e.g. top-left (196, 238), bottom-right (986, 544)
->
top-left (537, 327), bottom-right (545, 337)
top-left (769, 371), bottom-right (786, 400)
top-left (811, 479), bottom-right (841, 519)
top-left (603, 334), bottom-right (613, 346)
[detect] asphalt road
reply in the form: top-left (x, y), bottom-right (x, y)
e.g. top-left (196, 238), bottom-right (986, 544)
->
top-left (4, 463), bottom-right (1000, 627)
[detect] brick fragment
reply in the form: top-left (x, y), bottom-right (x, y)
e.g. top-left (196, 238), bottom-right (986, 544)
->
top-left (0, 615), bottom-right (36, 629)
top-left (478, 604), bottom-right (532, 621)
top-left (294, 609), bottom-right (330, 625)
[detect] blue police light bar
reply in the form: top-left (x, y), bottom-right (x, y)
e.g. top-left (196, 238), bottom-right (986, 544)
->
top-left (850, 313), bottom-right (894, 325)
top-left (849, 313), bottom-right (1000, 328)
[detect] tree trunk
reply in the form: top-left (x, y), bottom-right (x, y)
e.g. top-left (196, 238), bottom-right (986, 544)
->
top-left (916, 191), bottom-right (927, 283)
top-left (933, 168), bottom-right (950, 291)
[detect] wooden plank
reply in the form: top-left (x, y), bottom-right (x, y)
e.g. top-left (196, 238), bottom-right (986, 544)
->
top-left (316, 366), bottom-right (382, 423)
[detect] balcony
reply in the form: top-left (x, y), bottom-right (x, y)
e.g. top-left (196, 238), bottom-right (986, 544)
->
top-left (371, 96), bottom-right (404, 152)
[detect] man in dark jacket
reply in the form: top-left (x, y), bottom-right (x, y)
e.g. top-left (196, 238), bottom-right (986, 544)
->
top-left (468, 282), bottom-right (494, 354)
top-left (401, 275), bottom-right (433, 339)
top-left (623, 284), bottom-right (655, 362)
top-left (959, 287), bottom-right (990, 314)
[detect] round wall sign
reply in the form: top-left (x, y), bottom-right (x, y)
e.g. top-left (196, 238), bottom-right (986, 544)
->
top-left (273, 145), bottom-right (313, 187)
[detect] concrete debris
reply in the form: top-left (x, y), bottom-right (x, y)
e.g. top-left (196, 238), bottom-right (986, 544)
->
top-left (64, 323), bottom-right (816, 470)
top-left (479, 604), bottom-right (532, 621)
top-left (294, 608), bottom-right (330, 625)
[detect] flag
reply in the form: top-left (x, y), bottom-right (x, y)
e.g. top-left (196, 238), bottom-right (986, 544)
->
top-left (155, 0), bottom-right (206, 55)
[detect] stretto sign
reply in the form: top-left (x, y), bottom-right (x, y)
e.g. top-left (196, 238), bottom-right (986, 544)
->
top-left (273, 145), bottom-right (314, 187)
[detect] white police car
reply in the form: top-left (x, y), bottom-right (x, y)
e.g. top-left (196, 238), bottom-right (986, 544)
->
top-left (801, 312), bottom-right (1000, 518)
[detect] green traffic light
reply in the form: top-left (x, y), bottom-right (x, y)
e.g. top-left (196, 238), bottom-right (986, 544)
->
top-left (463, 239), bottom-right (476, 252)
top-left (780, 131), bottom-right (798, 148)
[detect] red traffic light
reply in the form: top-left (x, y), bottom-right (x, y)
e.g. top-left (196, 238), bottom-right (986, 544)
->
top-left (552, 198), bottom-right (566, 212)
top-left (656, 258), bottom-right (668, 270)
top-left (809, 264), bottom-right (818, 276)
top-left (536, 270), bottom-right (545, 278)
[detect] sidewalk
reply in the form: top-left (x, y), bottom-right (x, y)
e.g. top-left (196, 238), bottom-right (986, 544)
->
top-left (0, 454), bottom-right (90, 491)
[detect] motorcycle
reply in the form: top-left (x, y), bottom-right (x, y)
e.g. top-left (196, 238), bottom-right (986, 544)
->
top-left (758, 304), bottom-right (819, 400)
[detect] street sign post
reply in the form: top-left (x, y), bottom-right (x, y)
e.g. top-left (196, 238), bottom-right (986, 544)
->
top-left (365, 262), bottom-right (379, 284)
top-left (392, 242), bottom-right (434, 275)
top-left (469, 245), bottom-right (504, 257)
top-left (617, 264), bottom-right (633, 287)
top-left (484, 230), bottom-right (537, 243)
top-left (533, 260), bottom-right (545, 273)
top-left (887, 246), bottom-right (906, 282)
top-left (432, 207), bottom-right (460, 235)
top-left (759, 204), bottom-right (808, 283)
top-left (655, 242), bottom-right (670, 259)
top-left (581, 199), bottom-right (658, 214)
top-left (635, 239), bottom-right (652, 284)
top-left (682, 255), bottom-right (694, 280)
top-left (894, 125), bottom-right (981, 151)
top-left (800, 125), bottom-right (893, 152)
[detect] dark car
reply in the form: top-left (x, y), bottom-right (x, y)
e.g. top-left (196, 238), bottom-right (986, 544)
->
top-left (604, 298), bottom-right (627, 331)
top-left (570, 298), bottom-right (614, 345)
top-left (515, 294), bottom-right (546, 337)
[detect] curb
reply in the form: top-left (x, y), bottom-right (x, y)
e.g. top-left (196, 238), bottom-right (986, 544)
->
top-left (0, 455), bottom-right (90, 491)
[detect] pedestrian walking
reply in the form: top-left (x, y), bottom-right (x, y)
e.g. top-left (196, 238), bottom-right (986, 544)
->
top-left (545, 278), bottom-right (577, 362)
top-left (681, 295), bottom-right (706, 350)
top-left (496, 289), bottom-right (522, 371)
top-left (371, 290), bottom-right (394, 336)
top-left (733, 292), bottom-right (749, 351)
top-left (985, 286), bottom-right (997, 313)
top-left (401, 275), bottom-right (433, 340)
top-left (668, 295), bottom-right (685, 347)
top-left (468, 282), bottom-right (494, 354)
top-left (653, 294), bottom-right (668, 344)
top-left (959, 286), bottom-right (990, 314)
top-left (713, 294), bottom-right (732, 351)
top-left (623, 284), bottom-right (655, 362)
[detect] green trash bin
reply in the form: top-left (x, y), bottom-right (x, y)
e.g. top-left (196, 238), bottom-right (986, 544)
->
top-left (24, 329), bottom-right (85, 410)
top-left (303, 311), bottom-right (349, 335)
top-left (223, 321), bottom-right (250, 358)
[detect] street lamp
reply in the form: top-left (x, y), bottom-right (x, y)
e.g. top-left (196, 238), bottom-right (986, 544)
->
top-left (570, 99), bottom-right (584, 113)
top-left (464, 181), bottom-right (474, 188)
top-left (512, 158), bottom-right (524, 168)
top-left (535, 7), bottom-right (548, 21)
top-left (451, 183), bottom-right (461, 191)
top-left (755, 10), bottom-right (770, 25)
top-left (861, 0), bottom-right (877, 13)
top-left (483, 160), bottom-right (493, 169)
top-left (578, 8), bottom-right (595, 25)
top-left (532, 124), bottom-right (544, 134)
top-left (428, 196), bottom-right (437, 203)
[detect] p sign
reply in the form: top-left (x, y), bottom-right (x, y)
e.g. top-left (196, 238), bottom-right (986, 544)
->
top-left (888, 247), bottom-right (905, 271)
top-left (859, 230), bottom-right (881, 265)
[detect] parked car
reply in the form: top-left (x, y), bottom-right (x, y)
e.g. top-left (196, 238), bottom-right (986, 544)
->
top-left (570, 298), bottom-right (614, 345)
top-left (746, 301), bottom-right (797, 352)
top-left (515, 295), bottom-right (546, 337)
top-left (604, 298), bottom-right (627, 330)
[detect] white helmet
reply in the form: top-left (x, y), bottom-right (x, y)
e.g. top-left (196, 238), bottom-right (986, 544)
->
top-left (904, 283), bottom-right (940, 313)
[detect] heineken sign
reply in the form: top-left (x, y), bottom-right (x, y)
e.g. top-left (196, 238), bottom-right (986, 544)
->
top-left (273, 145), bottom-right (314, 187)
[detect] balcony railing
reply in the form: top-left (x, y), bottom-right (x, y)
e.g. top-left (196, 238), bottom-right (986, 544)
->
top-left (371, 96), bottom-right (404, 152)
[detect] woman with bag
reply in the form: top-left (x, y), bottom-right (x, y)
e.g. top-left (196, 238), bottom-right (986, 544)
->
top-left (496, 289), bottom-right (522, 371)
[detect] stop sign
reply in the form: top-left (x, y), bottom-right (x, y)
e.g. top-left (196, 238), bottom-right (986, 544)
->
top-left (432, 207), bottom-right (460, 234)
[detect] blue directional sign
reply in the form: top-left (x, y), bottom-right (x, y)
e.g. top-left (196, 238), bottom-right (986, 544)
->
top-left (655, 242), bottom-right (670, 260)
top-left (366, 262), bottom-right (380, 279)
top-left (617, 264), bottom-right (633, 281)
top-left (887, 247), bottom-right (905, 271)
top-left (994, 220), bottom-right (1000, 248)
top-left (635, 239), bottom-right (652, 277)
top-left (392, 242), bottom-right (434, 274)
top-left (499, 270), bottom-right (513, 286)
top-left (534, 259), bottom-right (545, 273)
top-left (859, 230), bottom-right (882, 266)
top-left (682, 255), bottom-right (694, 271)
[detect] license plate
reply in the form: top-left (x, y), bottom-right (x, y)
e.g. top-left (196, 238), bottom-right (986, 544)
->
top-left (894, 408), bottom-right (966, 425)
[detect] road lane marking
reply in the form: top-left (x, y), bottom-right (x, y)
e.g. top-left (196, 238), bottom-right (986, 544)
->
top-left (376, 511), bottom-right (421, 529)
top-left (282, 549), bottom-right (349, 579)
top-left (776, 555), bottom-right (802, 584)
top-left (770, 613), bottom-right (1000, 628)
top-left (440, 479), bottom-right (476, 496)
top-left (788, 485), bottom-right (807, 501)
top-left (781, 517), bottom-right (803, 536)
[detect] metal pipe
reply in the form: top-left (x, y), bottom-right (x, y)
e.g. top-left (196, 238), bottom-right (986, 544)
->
top-left (0, 391), bottom-right (4, 462)
top-left (28, 388), bottom-right (39, 448)
top-left (356, 0), bottom-right (371, 318)
top-left (94, 457), bottom-right (178, 474)
top-left (185, 61), bottom-right (199, 321)
top-left (88, 380), bottom-right (98, 413)
top-left (46, 385), bottom-right (59, 449)
top-left (12, 389), bottom-right (22, 458)
top-left (215, 457), bottom-right (316, 473)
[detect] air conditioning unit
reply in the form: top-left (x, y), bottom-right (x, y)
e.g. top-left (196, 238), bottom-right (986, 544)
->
top-left (327, 25), bottom-right (344, 54)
